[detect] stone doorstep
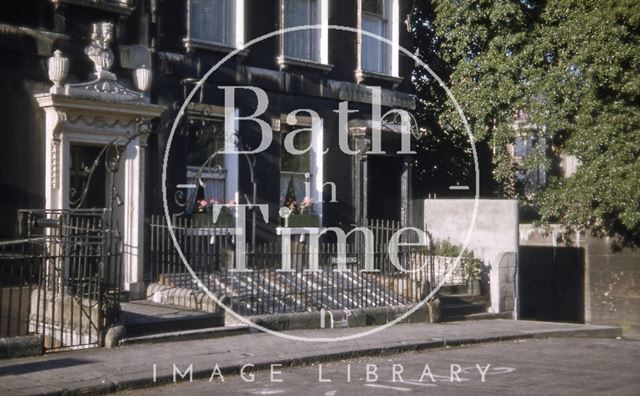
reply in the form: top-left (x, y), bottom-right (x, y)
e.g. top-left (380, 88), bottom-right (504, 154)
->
top-left (146, 283), bottom-right (223, 313)
top-left (0, 335), bottom-right (43, 359)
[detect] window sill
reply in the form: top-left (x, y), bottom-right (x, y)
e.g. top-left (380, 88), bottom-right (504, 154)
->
top-left (277, 56), bottom-right (333, 73)
top-left (51, 0), bottom-right (135, 15)
top-left (186, 166), bottom-right (226, 180)
top-left (276, 226), bottom-right (322, 235)
top-left (356, 69), bottom-right (403, 86)
top-left (183, 38), bottom-right (249, 57)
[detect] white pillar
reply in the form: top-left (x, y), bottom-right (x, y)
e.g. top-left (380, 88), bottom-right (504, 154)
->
top-left (122, 136), bottom-right (147, 298)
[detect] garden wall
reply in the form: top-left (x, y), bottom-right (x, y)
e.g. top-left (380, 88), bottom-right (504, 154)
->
top-left (413, 199), bottom-right (519, 314)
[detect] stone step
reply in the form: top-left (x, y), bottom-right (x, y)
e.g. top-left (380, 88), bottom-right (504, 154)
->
top-left (440, 301), bottom-right (488, 319)
top-left (437, 284), bottom-right (469, 295)
top-left (442, 311), bottom-right (514, 322)
top-left (118, 325), bottom-right (251, 346)
top-left (120, 301), bottom-right (225, 338)
top-left (437, 293), bottom-right (487, 305)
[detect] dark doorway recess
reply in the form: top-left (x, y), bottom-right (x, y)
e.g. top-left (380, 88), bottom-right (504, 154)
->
top-left (69, 144), bottom-right (106, 209)
top-left (367, 155), bottom-right (403, 221)
top-left (518, 246), bottom-right (585, 323)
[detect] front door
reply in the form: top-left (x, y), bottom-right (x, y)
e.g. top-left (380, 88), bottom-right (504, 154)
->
top-left (69, 144), bottom-right (106, 209)
top-left (68, 143), bottom-right (125, 231)
top-left (518, 246), bottom-right (585, 323)
top-left (366, 155), bottom-right (404, 221)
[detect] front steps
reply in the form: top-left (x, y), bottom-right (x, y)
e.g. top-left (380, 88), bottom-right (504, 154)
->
top-left (116, 300), bottom-right (245, 346)
top-left (436, 284), bottom-right (492, 321)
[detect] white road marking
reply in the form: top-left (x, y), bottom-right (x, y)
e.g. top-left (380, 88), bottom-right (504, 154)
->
top-left (364, 383), bottom-right (412, 392)
top-left (401, 380), bottom-right (437, 387)
top-left (246, 389), bottom-right (286, 395)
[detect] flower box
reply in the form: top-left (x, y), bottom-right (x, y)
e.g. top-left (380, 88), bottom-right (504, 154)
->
top-left (284, 214), bottom-right (320, 228)
top-left (193, 212), bottom-right (235, 228)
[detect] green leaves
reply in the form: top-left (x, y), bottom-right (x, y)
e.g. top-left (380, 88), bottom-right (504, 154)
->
top-left (413, 0), bottom-right (640, 242)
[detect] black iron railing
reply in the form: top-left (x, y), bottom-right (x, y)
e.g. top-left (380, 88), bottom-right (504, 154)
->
top-left (0, 209), bottom-right (122, 351)
top-left (148, 215), bottom-right (434, 315)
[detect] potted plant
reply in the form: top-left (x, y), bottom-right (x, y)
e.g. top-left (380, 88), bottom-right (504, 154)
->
top-left (192, 199), bottom-right (235, 227)
top-left (282, 196), bottom-right (320, 227)
top-left (434, 240), bottom-right (483, 295)
top-left (462, 253), bottom-right (482, 295)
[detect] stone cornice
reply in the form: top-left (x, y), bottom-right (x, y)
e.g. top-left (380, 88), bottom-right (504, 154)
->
top-left (34, 93), bottom-right (165, 119)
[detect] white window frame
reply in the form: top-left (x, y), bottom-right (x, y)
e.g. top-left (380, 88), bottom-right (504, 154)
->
top-left (358, 0), bottom-right (400, 77)
top-left (185, 104), bottom-right (240, 207)
top-left (279, 0), bottom-right (329, 65)
top-left (185, 0), bottom-right (245, 50)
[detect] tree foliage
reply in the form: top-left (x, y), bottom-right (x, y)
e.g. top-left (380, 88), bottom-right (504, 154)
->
top-left (413, 0), bottom-right (640, 243)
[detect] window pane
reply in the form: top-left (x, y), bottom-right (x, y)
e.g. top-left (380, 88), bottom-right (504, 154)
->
top-left (187, 120), bottom-right (226, 168)
top-left (280, 172), bottom-right (307, 205)
top-left (281, 130), bottom-right (311, 173)
top-left (280, 129), bottom-right (311, 205)
top-left (283, 0), bottom-right (319, 61)
top-left (362, 0), bottom-right (384, 15)
top-left (190, 0), bottom-right (233, 46)
top-left (362, 14), bottom-right (387, 73)
top-left (186, 119), bottom-right (226, 212)
top-left (186, 169), bottom-right (225, 208)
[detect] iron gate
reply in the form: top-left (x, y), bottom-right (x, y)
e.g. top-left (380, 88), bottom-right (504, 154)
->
top-left (0, 209), bottom-right (123, 351)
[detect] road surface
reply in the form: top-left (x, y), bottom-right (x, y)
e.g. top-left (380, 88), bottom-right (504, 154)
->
top-left (124, 337), bottom-right (640, 395)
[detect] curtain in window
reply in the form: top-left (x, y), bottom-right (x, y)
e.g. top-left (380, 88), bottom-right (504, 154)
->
top-left (280, 172), bottom-right (308, 205)
top-left (361, 2), bottom-right (388, 73)
top-left (190, 0), bottom-right (233, 45)
top-left (280, 128), bottom-right (312, 204)
top-left (186, 171), bottom-right (226, 212)
top-left (283, 0), bottom-right (319, 61)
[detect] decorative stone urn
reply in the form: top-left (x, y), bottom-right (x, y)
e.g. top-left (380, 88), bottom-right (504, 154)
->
top-left (133, 65), bottom-right (152, 92)
top-left (47, 50), bottom-right (69, 94)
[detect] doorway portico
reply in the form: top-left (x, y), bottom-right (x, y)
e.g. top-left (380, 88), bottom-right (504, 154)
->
top-left (35, 89), bottom-right (164, 298)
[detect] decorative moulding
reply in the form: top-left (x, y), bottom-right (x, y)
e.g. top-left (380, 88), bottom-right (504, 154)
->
top-left (64, 75), bottom-right (146, 103)
top-left (45, 21), bottom-right (152, 103)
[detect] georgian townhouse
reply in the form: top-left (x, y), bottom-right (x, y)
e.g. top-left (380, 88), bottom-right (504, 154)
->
top-left (0, 0), bottom-right (416, 299)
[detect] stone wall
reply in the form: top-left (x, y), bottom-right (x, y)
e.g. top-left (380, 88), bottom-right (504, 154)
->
top-left (414, 199), bottom-right (519, 314)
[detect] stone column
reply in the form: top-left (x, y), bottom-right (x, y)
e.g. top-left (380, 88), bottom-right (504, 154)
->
top-left (122, 135), bottom-right (147, 298)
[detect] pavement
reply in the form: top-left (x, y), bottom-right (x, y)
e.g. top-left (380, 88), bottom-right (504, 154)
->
top-left (0, 319), bottom-right (622, 395)
top-left (127, 337), bottom-right (640, 395)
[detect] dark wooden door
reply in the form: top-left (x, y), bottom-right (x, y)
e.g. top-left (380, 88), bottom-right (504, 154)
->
top-left (518, 246), bottom-right (585, 323)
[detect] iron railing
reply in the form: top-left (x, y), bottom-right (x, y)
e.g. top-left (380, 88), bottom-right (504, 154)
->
top-left (148, 215), bottom-right (435, 315)
top-left (0, 209), bottom-right (122, 351)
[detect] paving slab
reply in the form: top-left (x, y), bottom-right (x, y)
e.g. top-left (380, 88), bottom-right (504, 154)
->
top-left (0, 319), bottom-right (621, 395)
